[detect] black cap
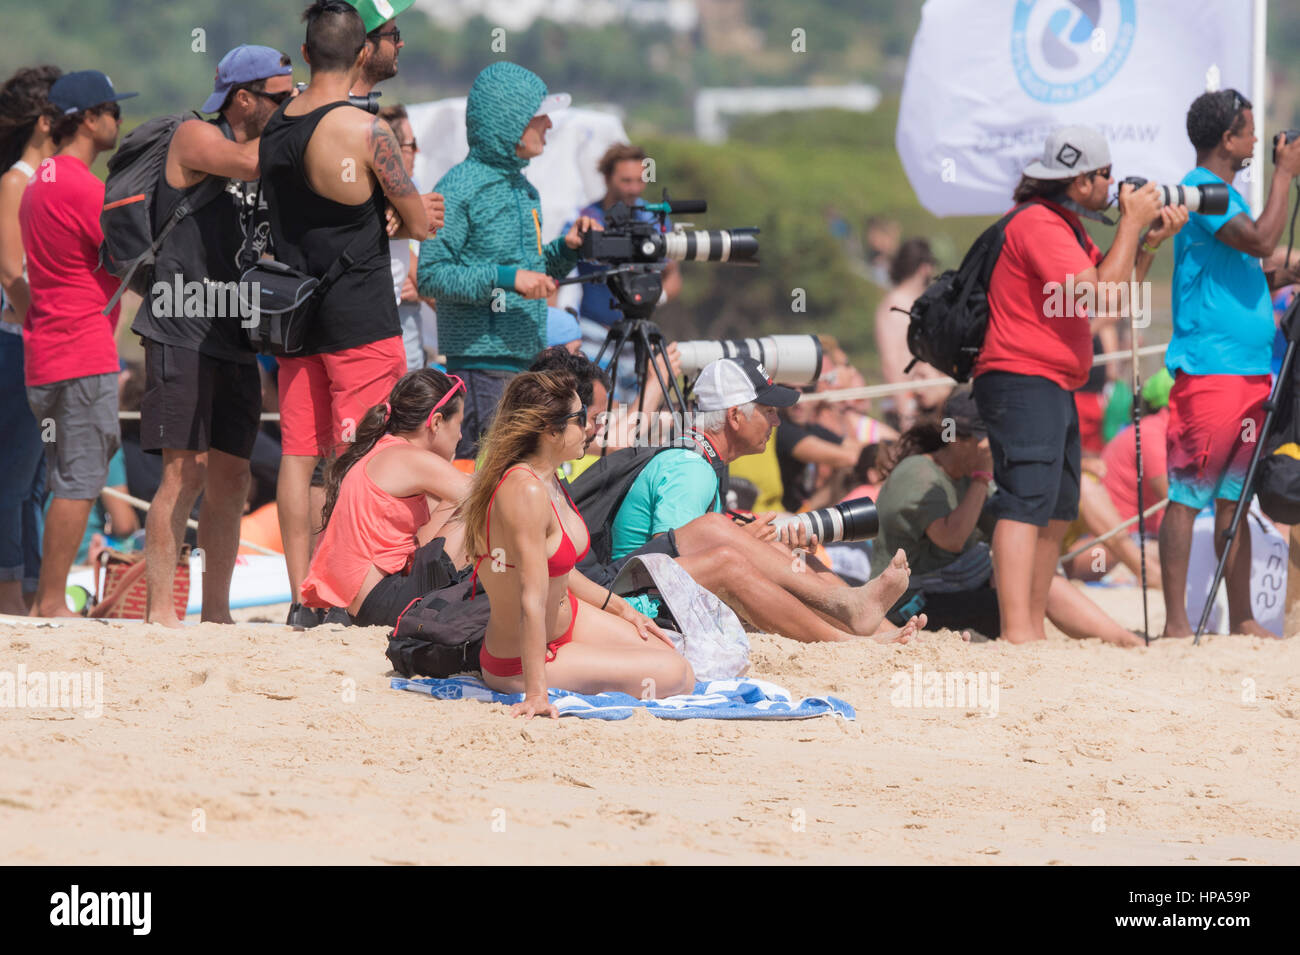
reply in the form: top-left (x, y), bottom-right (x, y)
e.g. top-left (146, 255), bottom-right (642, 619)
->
top-left (735, 355), bottom-right (800, 408)
top-left (942, 389), bottom-right (986, 438)
top-left (49, 70), bottom-right (137, 115)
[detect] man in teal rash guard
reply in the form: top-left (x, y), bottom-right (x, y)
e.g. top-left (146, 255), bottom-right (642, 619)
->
top-left (417, 61), bottom-right (599, 458)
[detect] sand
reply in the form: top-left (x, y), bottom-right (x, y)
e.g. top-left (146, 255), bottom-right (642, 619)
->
top-left (1, 585), bottom-right (1298, 866)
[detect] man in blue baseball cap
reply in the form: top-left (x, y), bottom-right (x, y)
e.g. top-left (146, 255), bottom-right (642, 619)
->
top-left (131, 44), bottom-right (293, 627)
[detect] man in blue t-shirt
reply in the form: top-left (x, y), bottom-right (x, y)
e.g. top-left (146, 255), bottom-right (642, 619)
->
top-left (1159, 89), bottom-right (1300, 639)
top-left (611, 356), bottom-right (794, 559)
top-left (563, 143), bottom-right (682, 391)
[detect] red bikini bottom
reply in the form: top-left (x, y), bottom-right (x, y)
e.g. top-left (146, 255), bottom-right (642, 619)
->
top-left (479, 589), bottom-right (578, 678)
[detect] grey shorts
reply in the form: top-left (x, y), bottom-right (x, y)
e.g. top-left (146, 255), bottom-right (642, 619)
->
top-left (27, 373), bottom-right (120, 500)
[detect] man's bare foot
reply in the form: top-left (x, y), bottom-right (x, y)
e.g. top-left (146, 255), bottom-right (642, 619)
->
top-left (145, 611), bottom-right (185, 629)
top-left (998, 626), bottom-right (1046, 644)
top-left (870, 613), bottom-right (927, 644)
top-left (835, 548), bottom-right (911, 635)
top-left (1231, 619), bottom-right (1277, 639)
top-left (29, 601), bottom-right (78, 618)
top-left (1159, 622), bottom-right (1194, 640)
top-left (200, 614), bottom-right (234, 625)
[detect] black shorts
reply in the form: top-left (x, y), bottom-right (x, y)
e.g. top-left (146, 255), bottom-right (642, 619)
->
top-left (141, 340), bottom-right (261, 459)
top-left (888, 586), bottom-right (1001, 638)
top-left (577, 529), bottom-right (679, 589)
top-left (972, 371), bottom-right (1080, 526)
top-left (354, 537), bottom-right (468, 628)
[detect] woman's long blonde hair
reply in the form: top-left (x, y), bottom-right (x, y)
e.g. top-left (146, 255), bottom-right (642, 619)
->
top-left (459, 370), bottom-right (579, 557)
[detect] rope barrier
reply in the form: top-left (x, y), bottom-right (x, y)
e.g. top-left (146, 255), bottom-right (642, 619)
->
top-left (100, 486), bottom-right (281, 557)
top-left (115, 342), bottom-right (1172, 416)
top-left (1059, 497), bottom-right (1170, 564)
top-left (801, 342), bottom-right (1170, 405)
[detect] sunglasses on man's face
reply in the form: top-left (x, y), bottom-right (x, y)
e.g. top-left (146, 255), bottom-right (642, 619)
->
top-left (370, 27), bottom-right (400, 44)
top-left (250, 88), bottom-right (293, 106)
top-left (1092, 166), bottom-right (1112, 181)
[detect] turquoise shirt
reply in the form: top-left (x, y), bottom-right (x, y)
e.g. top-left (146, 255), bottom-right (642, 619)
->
top-left (610, 449), bottom-right (721, 560)
top-left (1167, 167), bottom-right (1273, 377)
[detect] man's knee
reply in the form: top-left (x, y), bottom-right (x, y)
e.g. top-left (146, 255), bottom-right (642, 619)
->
top-left (162, 453), bottom-right (206, 494)
top-left (677, 511), bottom-right (732, 550)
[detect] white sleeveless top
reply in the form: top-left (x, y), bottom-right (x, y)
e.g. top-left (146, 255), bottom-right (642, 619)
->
top-left (0, 159), bottom-right (37, 331)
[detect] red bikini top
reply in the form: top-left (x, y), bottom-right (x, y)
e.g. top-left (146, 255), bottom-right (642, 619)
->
top-left (472, 465), bottom-right (591, 586)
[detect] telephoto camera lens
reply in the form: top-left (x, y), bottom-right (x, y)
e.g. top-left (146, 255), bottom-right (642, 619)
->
top-left (772, 497), bottom-right (879, 545)
top-left (676, 334), bottom-right (823, 385)
top-left (1121, 176), bottom-right (1229, 215)
top-left (659, 229), bottom-right (759, 263)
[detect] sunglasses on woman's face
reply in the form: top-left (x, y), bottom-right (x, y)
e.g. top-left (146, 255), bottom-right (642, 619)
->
top-left (559, 405), bottom-right (588, 430)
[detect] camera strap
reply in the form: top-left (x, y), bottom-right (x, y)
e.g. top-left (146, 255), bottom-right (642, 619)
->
top-left (681, 429), bottom-right (730, 511)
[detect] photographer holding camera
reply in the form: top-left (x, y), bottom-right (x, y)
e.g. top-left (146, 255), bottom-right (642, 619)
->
top-left (1158, 90), bottom-right (1300, 640)
top-left (971, 125), bottom-right (1184, 645)
top-left (417, 62), bottom-right (599, 459)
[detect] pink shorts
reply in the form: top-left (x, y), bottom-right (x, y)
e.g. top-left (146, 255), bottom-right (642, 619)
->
top-left (1166, 372), bottom-right (1269, 511)
top-left (277, 336), bottom-right (405, 457)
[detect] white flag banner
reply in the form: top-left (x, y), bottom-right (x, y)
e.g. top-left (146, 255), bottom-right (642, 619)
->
top-left (897, 0), bottom-right (1262, 217)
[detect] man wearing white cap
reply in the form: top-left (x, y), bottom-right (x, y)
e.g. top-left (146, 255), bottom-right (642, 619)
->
top-left (418, 61), bottom-right (598, 459)
top-left (970, 125), bottom-right (1182, 644)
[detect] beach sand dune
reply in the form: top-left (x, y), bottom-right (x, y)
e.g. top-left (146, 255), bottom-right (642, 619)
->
top-left (2, 586), bottom-right (1297, 865)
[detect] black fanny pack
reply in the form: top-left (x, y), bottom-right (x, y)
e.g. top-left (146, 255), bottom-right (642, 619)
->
top-left (237, 227), bottom-right (373, 356)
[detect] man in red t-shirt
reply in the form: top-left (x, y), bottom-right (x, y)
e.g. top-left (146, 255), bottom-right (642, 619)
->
top-left (19, 70), bottom-right (134, 617)
top-left (970, 125), bottom-right (1183, 645)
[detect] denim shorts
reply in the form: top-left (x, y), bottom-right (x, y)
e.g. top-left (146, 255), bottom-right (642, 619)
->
top-left (972, 371), bottom-right (1081, 526)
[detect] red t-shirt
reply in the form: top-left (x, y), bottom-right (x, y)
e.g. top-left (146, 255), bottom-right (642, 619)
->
top-left (18, 154), bottom-right (121, 387)
top-left (974, 200), bottom-right (1101, 391)
top-left (1101, 407), bottom-right (1168, 535)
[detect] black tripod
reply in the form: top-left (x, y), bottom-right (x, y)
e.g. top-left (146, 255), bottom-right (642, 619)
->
top-left (557, 264), bottom-right (689, 447)
top-left (1193, 291), bottom-right (1300, 644)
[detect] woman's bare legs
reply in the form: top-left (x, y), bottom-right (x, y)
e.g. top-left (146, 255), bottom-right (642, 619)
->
top-left (1045, 576), bottom-right (1143, 647)
top-left (481, 600), bottom-right (694, 699)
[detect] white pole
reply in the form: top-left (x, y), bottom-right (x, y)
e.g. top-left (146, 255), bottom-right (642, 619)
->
top-left (1251, 0), bottom-right (1267, 216)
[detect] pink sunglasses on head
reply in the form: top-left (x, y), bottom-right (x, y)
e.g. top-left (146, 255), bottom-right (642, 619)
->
top-left (426, 375), bottom-right (466, 429)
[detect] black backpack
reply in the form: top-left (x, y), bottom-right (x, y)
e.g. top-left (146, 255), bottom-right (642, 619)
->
top-left (385, 577), bottom-right (491, 679)
top-left (902, 200), bottom-right (1088, 382)
top-left (99, 113), bottom-right (233, 315)
top-left (568, 440), bottom-right (729, 566)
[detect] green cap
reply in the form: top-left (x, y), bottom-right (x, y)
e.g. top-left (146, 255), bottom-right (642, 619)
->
top-left (1142, 368), bottom-right (1174, 409)
top-left (345, 0), bottom-right (413, 33)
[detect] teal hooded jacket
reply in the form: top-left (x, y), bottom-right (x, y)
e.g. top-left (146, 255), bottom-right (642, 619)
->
top-left (417, 62), bottom-right (578, 372)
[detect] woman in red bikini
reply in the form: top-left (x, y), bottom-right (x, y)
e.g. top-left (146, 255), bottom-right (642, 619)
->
top-left (461, 371), bottom-right (694, 718)
top-left (300, 369), bottom-right (471, 626)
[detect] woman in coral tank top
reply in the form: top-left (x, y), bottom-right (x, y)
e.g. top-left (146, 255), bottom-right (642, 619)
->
top-left (300, 369), bottom-right (471, 626)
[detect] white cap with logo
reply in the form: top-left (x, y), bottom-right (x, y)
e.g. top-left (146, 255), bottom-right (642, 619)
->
top-left (693, 356), bottom-right (800, 412)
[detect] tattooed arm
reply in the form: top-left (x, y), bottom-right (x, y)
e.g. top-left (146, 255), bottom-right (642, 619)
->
top-left (367, 117), bottom-right (427, 240)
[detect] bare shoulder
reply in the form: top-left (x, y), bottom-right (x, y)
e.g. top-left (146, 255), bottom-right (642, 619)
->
top-left (0, 167), bottom-right (29, 197)
top-left (495, 470), bottom-right (549, 522)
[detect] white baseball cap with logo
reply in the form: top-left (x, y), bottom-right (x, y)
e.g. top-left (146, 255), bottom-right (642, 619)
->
top-left (693, 356), bottom-right (800, 412)
top-left (1023, 124), bottom-right (1111, 180)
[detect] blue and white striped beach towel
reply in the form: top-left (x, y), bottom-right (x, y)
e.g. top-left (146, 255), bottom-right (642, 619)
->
top-left (391, 675), bottom-right (855, 721)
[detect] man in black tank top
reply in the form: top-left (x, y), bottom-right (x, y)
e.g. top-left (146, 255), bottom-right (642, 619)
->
top-left (132, 45), bottom-right (294, 628)
top-left (262, 1), bottom-right (428, 616)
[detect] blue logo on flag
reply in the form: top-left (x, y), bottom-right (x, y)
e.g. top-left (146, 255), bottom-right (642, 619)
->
top-left (1012, 0), bottom-right (1136, 103)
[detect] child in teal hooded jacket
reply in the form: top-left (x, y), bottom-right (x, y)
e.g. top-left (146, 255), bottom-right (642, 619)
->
top-left (417, 62), bottom-right (593, 377)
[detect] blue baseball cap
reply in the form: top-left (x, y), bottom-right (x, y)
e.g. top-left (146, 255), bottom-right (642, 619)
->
top-left (49, 70), bottom-right (137, 115)
top-left (547, 307), bottom-right (582, 348)
top-left (201, 45), bottom-right (292, 114)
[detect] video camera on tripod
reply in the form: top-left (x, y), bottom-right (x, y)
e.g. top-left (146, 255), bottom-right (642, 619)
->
top-left (560, 191), bottom-right (760, 428)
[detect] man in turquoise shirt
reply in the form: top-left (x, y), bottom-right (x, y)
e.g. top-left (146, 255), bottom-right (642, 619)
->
top-left (611, 356), bottom-right (797, 560)
top-left (1160, 89), bottom-right (1300, 639)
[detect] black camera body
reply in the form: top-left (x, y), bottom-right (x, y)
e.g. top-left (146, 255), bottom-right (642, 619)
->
top-left (1274, 128), bottom-right (1300, 164)
top-left (292, 82), bottom-right (381, 114)
top-left (579, 199), bottom-right (759, 266)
